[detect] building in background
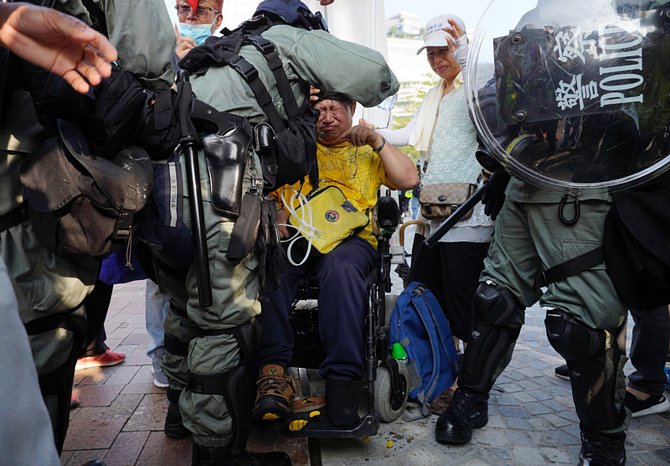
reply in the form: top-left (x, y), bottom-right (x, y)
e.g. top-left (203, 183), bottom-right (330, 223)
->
top-left (385, 36), bottom-right (435, 121)
top-left (386, 11), bottom-right (422, 38)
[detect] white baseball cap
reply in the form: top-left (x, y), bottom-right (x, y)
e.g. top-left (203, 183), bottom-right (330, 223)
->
top-left (416, 14), bottom-right (466, 55)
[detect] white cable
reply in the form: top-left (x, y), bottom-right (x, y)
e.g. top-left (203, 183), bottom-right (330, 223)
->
top-left (279, 188), bottom-right (324, 267)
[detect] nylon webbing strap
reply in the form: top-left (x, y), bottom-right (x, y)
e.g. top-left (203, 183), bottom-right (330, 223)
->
top-left (0, 204), bottom-right (28, 232)
top-left (188, 372), bottom-right (228, 395)
top-left (164, 334), bottom-right (189, 357)
top-left (219, 50), bottom-right (286, 131)
top-left (535, 246), bottom-right (604, 289)
top-left (245, 35), bottom-right (300, 119)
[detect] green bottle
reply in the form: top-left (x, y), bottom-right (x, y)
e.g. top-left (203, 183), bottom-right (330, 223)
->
top-left (391, 342), bottom-right (408, 361)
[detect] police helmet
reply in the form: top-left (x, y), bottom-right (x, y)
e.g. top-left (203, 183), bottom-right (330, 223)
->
top-left (254, 0), bottom-right (328, 31)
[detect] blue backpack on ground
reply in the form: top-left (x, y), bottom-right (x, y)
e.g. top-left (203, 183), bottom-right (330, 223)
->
top-left (389, 281), bottom-right (459, 418)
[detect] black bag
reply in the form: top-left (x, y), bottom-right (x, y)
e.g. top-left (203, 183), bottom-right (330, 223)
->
top-left (81, 65), bottom-right (148, 158)
top-left (603, 173), bottom-right (670, 310)
top-left (17, 60), bottom-right (153, 159)
top-left (138, 87), bottom-right (183, 161)
top-left (19, 120), bottom-right (153, 258)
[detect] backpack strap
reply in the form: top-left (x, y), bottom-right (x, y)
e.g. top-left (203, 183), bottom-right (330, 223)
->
top-left (245, 35), bottom-right (300, 120)
top-left (244, 35), bottom-right (320, 186)
top-left (534, 246), bottom-right (604, 289)
top-left (218, 50), bottom-right (287, 132)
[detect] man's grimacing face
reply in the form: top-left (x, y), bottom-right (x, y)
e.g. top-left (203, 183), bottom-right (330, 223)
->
top-left (313, 98), bottom-right (356, 144)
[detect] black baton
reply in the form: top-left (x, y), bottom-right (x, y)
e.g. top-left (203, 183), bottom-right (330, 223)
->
top-left (422, 185), bottom-right (486, 249)
top-left (177, 71), bottom-right (213, 307)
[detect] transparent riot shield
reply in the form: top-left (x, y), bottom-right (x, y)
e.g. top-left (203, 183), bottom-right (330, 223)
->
top-left (467, 0), bottom-right (670, 193)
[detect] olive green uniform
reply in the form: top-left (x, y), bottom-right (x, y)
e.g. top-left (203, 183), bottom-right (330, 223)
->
top-left (0, 0), bottom-right (175, 451)
top-left (473, 178), bottom-right (629, 434)
top-left (482, 178), bottom-right (627, 330)
top-left (156, 25), bottom-right (399, 448)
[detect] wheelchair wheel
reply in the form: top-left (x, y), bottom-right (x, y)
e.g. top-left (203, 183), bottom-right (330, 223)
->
top-left (373, 365), bottom-right (407, 422)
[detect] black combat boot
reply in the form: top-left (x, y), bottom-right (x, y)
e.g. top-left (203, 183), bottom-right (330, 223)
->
top-left (435, 387), bottom-right (489, 444)
top-left (192, 444), bottom-right (292, 466)
top-left (578, 428), bottom-right (626, 466)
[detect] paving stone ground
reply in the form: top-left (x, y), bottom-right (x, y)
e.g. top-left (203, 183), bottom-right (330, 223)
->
top-left (62, 230), bottom-right (670, 465)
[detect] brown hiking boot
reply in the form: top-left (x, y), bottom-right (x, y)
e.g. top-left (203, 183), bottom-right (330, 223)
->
top-left (253, 364), bottom-right (296, 422)
top-left (430, 388), bottom-right (455, 415)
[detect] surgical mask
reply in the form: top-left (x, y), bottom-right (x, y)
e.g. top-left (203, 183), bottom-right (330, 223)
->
top-left (179, 21), bottom-right (213, 46)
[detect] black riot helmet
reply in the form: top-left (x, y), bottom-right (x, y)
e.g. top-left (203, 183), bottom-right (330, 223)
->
top-left (254, 0), bottom-right (328, 32)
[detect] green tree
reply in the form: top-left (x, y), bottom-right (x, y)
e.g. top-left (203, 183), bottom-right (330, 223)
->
top-left (389, 73), bottom-right (439, 163)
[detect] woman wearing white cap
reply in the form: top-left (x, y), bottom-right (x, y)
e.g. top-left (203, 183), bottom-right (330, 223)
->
top-left (378, 14), bottom-right (494, 414)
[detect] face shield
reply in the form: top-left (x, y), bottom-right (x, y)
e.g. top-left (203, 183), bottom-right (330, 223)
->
top-left (467, 0), bottom-right (670, 193)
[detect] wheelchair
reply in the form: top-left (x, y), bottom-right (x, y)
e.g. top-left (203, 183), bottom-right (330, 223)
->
top-left (286, 192), bottom-right (409, 439)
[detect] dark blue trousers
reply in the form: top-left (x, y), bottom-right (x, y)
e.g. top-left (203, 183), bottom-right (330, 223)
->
top-left (627, 306), bottom-right (670, 397)
top-left (256, 236), bottom-right (376, 380)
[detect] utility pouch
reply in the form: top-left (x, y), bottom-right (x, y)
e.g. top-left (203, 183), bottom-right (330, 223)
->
top-left (226, 192), bottom-right (262, 265)
top-left (201, 112), bottom-right (253, 219)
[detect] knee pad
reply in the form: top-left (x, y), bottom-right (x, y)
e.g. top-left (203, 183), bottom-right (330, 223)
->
top-left (545, 309), bottom-right (604, 360)
top-left (473, 281), bottom-right (524, 327)
top-left (460, 282), bottom-right (524, 393)
top-left (545, 309), bottom-right (626, 431)
top-left (187, 321), bottom-right (261, 449)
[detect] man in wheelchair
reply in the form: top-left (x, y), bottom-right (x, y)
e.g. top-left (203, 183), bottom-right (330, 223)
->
top-left (253, 91), bottom-right (418, 431)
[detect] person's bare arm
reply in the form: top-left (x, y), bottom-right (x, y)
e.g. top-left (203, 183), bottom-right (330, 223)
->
top-left (343, 125), bottom-right (419, 190)
top-left (0, 2), bottom-right (117, 94)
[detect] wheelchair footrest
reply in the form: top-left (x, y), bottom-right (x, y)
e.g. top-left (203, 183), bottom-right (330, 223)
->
top-left (285, 412), bottom-right (379, 439)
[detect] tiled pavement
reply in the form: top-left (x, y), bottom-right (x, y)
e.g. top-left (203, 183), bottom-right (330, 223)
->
top-left (61, 253), bottom-right (670, 465)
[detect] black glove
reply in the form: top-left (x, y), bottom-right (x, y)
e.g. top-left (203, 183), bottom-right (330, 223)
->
top-left (481, 168), bottom-right (510, 221)
top-left (476, 138), bottom-right (511, 221)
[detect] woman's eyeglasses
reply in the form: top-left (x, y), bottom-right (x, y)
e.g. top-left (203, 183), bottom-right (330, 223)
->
top-left (175, 4), bottom-right (216, 17)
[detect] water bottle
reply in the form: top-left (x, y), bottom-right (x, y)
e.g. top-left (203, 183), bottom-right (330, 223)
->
top-left (391, 342), bottom-right (409, 379)
top-left (391, 342), bottom-right (408, 362)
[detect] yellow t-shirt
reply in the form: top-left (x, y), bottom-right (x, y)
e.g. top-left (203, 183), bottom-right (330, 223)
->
top-left (277, 142), bottom-right (388, 248)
